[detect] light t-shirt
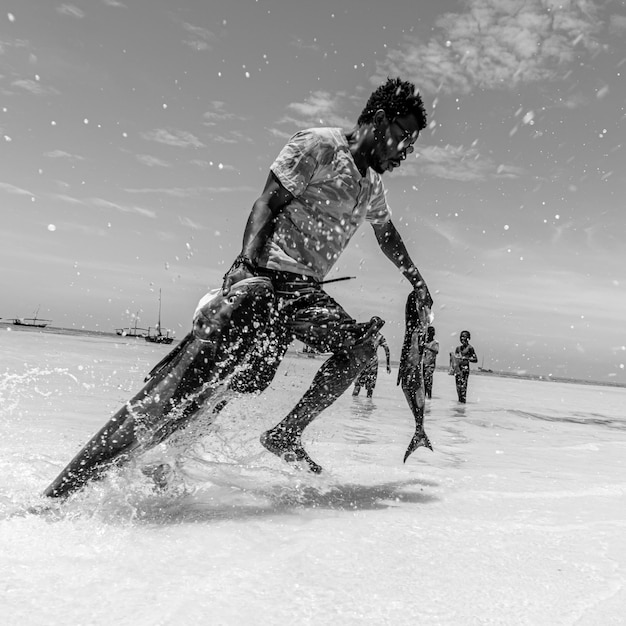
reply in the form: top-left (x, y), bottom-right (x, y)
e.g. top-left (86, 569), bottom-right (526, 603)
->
top-left (423, 340), bottom-right (439, 368)
top-left (257, 128), bottom-right (391, 280)
top-left (368, 334), bottom-right (390, 368)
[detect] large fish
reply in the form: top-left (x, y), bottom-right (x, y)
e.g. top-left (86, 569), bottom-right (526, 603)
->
top-left (43, 277), bottom-right (274, 499)
top-left (397, 289), bottom-right (433, 462)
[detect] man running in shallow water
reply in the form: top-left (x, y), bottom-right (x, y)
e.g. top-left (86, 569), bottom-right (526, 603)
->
top-left (221, 77), bottom-right (433, 473)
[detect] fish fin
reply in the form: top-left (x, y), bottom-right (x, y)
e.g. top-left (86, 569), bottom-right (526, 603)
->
top-left (144, 332), bottom-right (193, 382)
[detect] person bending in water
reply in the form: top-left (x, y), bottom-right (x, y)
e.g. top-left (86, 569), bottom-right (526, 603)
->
top-left (422, 326), bottom-right (439, 399)
top-left (352, 333), bottom-right (391, 398)
top-left (221, 77), bottom-right (432, 473)
top-left (454, 330), bottom-right (477, 403)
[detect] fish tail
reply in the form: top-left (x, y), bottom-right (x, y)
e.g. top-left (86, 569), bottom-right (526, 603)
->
top-left (403, 427), bottom-right (433, 463)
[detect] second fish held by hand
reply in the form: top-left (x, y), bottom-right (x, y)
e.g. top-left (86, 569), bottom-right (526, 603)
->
top-left (397, 288), bottom-right (434, 462)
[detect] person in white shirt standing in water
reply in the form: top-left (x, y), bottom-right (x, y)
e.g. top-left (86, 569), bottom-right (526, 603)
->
top-left (454, 330), bottom-right (478, 403)
top-left (422, 326), bottom-right (439, 399)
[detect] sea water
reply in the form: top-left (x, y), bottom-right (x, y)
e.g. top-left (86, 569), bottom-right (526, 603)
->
top-left (1, 328), bottom-right (625, 625)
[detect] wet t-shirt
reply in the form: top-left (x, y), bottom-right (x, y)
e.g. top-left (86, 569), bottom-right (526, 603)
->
top-left (423, 340), bottom-right (439, 368)
top-left (257, 128), bottom-right (391, 280)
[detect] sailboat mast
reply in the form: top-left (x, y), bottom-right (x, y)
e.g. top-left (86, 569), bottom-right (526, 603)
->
top-left (157, 289), bottom-right (162, 332)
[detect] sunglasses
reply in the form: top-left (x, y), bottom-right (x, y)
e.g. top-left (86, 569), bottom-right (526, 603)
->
top-left (391, 119), bottom-right (417, 154)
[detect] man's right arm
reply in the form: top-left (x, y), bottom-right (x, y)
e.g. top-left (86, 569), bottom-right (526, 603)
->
top-left (371, 220), bottom-right (433, 309)
top-left (222, 172), bottom-right (294, 293)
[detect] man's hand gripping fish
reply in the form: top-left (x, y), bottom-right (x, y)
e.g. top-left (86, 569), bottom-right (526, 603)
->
top-left (397, 288), bottom-right (433, 462)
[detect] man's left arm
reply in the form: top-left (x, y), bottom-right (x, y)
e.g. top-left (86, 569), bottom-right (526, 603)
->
top-left (381, 338), bottom-right (391, 373)
top-left (372, 220), bottom-right (433, 308)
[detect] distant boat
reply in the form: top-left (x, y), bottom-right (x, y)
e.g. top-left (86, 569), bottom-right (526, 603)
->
top-left (145, 328), bottom-right (174, 344)
top-left (478, 356), bottom-right (493, 373)
top-left (12, 306), bottom-right (52, 328)
top-left (145, 289), bottom-right (174, 345)
top-left (115, 313), bottom-right (149, 338)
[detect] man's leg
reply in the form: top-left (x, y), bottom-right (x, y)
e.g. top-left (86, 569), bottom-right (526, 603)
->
top-left (423, 366), bottom-right (433, 399)
top-left (462, 371), bottom-right (470, 402)
top-left (455, 370), bottom-right (467, 402)
top-left (260, 340), bottom-right (376, 472)
top-left (365, 363), bottom-right (378, 398)
top-left (257, 272), bottom-right (384, 472)
top-left (352, 383), bottom-right (361, 396)
top-left (44, 278), bottom-right (277, 499)
top-left (228, 325), bottom-right (290, 395)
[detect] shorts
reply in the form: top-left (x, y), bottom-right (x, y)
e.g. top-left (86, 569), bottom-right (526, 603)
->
top-left (355, 359), bottom-right (379, 389)
top-left (258, 269), bottom-right (373, 354)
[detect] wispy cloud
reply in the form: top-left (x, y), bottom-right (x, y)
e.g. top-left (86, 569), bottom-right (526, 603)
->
top-left (11, 78), bottom-right (58, 96)
top-left (0, 37), bottom-right (32, 56)
top-left (495, 163), bottom-right (527, 178)
top-left (43, 149), bottom-right (84, 160)
top-left (56, 4), bottom-right (85, 19)
top-left (267, 127), bottom-right (296, 140)
top-left (0, 181), bottom-right (35, 196)
top-left (178, 216), bottom-right (205, 230)
top-left (287, 91), bottom-right (351, 125)
top-left (202, 102), bottom-right (251, 144)
top-left (90, 197), bottom-right (156, 218)
top-left (136, 154), bottom-right (171, 167)
top-left (182, 22), bottom-right (218, 51)
top-left (49, 193), bottom-right (85, 205)
top-left (376, 0), bottom-right (604, 94)
top-left (416, 144), bottom-right (502, 181)
top-left (269, 91), bottom-right (353, 135)
top-left (211, 130), bottom-right (253, 145)
top-left (123, 185), bottom-right (254, 197)
top-left (142, 128), bottom-right (204, 148)
top-left (421, 217), bottom-right (470, 248)
top-left (124, 187), bottom-right (203, 198)
top-left (52, 221), bottom-right (110, 237)
top-left (202, 101), bottom-right (242, 124)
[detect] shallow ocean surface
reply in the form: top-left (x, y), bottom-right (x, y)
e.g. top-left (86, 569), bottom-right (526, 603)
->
top-left (1, 327), bottom-right (625, 625)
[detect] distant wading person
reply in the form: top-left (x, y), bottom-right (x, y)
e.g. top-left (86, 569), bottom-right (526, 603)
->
top-left (454, 330), bottom-right (477, 403)
top-left (422, 326), bottom-right (439, 399)
top-left (352, 333), bottom-right (391, 398)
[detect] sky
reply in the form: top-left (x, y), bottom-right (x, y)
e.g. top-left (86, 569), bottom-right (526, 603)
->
top-left (1, 0), bottom-right (625, 383)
